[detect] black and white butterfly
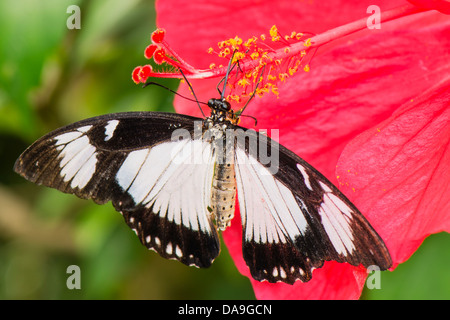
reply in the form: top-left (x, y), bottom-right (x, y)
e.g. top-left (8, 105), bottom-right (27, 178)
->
top-left (14, 73), bottom-right (392, 284)
top-left (14, 103), bottom-right (392, 284)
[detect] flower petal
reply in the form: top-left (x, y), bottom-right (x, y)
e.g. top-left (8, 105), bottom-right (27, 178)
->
top-left (156, 0), bottom-right (408, 69)
top-left (336, 77), bottom-right (450, 267)
top-left (408, 0), bottom-right (450, 14)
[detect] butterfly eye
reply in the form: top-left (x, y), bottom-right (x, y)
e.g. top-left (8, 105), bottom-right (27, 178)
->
top-left (222, 100), bottom-right (232, 111)
top-left (207, 99), bottom-right (216, 108)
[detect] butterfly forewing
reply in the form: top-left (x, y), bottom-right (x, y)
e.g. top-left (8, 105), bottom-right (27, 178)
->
top-left (234, 128), bottom-right (392, 284)
top-left (14, 112), bottom-right (220, 268)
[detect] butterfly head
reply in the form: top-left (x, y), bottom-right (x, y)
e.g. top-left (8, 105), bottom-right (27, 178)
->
top-left (207, 98), bottom-right (239, 125)
top-left (208, 98), bottom-right (231, 112)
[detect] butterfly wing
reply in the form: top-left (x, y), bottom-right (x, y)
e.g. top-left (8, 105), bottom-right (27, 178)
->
top-left (234, 128), bottom-right (392, 284)
top-left (14, 112), bottom-right (220, 268)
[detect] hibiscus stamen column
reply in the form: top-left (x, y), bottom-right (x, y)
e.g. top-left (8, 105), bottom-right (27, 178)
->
top-left (133, 3), bottom-right (431, 102)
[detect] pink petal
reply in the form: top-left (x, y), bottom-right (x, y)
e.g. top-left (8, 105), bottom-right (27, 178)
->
top-left (156, 0), bottom-right (408, 69)
top-left (336, 78), bottom-right (450, 267)
top-left (408, 0), bottom-right (450, 14)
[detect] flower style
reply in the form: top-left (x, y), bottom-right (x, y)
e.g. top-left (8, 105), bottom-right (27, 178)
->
top-left (133, 0), bottom-right (450, 299)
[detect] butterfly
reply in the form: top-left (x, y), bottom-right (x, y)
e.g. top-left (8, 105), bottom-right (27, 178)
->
top-left (14, 71), bottom-right (392, 285)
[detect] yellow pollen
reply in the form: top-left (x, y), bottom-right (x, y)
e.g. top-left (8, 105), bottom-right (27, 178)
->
top-left (250, 52), bottom-right (259, 60)
top-left (256, 87), bottom-right (268, 97)
top-left (270, 25), bottom-right (281, 41)
top-left (288, 67), bottom-right (297, 76)
top-left (233, 52), bottom-right (246, 62)
top-left (227, 94), bottom-right (241, 103)
top-left (271, 86), bottom-right (279, 96)
top-left (244, 37), bottom-right (257, 48)
top-left (279, 73), bottom-right (288, 82)
top-left (238, 78), bottom-right (250, 87)
top-left (228, 38), bottom-right (237, 47)
top-left (270, 25), bottom-right (278, 37)
top-left (261, 52), bottom-right (272, 63)
top-left (208, 25), bottom-right (315, 100)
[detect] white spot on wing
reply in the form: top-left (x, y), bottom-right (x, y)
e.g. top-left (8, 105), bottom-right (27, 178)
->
top-left (69, 150), bottom-right (97, 189)
top-left (54, 131), bottom-right (97, 189)
top-left (297, 163), bottom-right (313, 191)
top-left (235, 148), bottom-right (308, 244)
top-left (175, 245), bottom-right (183, 258)
top-left (272, 267), bottom-right (278, 277)
top-left (116, 139), bottom-right (215, 235)
top-left (166, 242), bottom-right (173, 255)
top-left (318, 191), bottom-right (355, 256)
top-left (319, 181), bottom-right (332, 193)
top-left (104, 120), bottom-right (119, 141)
top-left (116, 148), bottom-right (149, 191)
top-left (279, 267), bottom-right (287, 279)
top-left (77, 125), bottom-right (92, 133)
top-left (54, 131), bottom-right (83, 146)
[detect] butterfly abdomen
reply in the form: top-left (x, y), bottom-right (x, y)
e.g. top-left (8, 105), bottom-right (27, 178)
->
top-left (211, 161), bottom-right (236, 231)
top-left (208, 125), bottom-right (237, 231)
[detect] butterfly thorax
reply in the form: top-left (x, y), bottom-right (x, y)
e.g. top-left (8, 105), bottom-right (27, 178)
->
top-left (204, 98), bottom-right (238, 231)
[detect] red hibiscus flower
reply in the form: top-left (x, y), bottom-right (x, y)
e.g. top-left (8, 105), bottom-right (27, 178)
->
top-left (133, 0), bottom-right (450, 299)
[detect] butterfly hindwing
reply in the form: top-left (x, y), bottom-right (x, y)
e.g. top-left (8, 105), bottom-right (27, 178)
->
top-left (14, 112), bottom-right (220, 268)
top-left (234, 128), bottom-right (392, 284)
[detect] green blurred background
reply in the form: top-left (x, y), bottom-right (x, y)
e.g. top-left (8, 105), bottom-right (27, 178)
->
top-left (0, 0), bottom-right (448, 300)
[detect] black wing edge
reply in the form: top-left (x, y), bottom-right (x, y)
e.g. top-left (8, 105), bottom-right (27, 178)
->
top-left (121, 205), bottom-right (220, 268)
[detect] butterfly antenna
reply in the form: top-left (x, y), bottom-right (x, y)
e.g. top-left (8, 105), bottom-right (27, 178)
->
top-left (216, 63), bottom-right (236, 97)
top-left (219, 50), bottom-right (238, 100)
top-left (236, 64), bottom-right (266, 117)
top-left (177, 68), bottom-right (207, 117)
top-left (143, 80), bottom-right (208, 112)
top-left (239, 114), bottom-right (258, 126)
top-left (217, 48), bottom-right (249, 96)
